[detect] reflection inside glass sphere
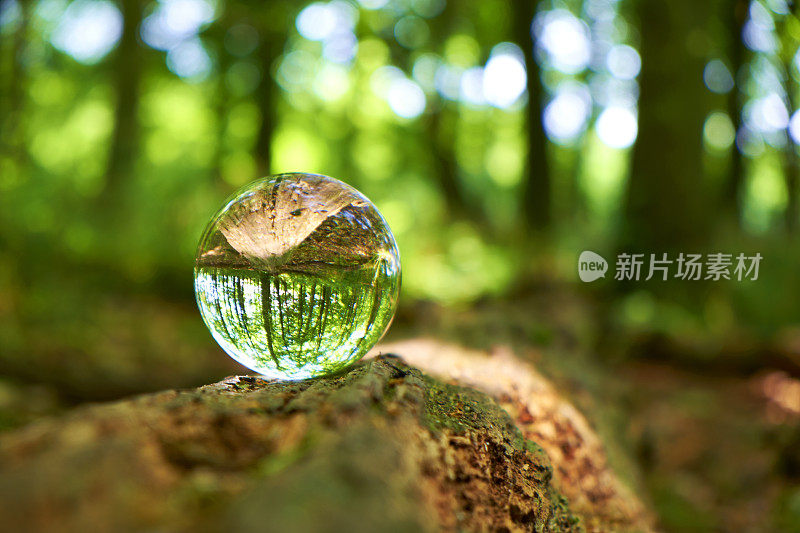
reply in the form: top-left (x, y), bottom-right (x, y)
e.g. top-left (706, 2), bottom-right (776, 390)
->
top-left (194, 173), bottom-right (401, 380)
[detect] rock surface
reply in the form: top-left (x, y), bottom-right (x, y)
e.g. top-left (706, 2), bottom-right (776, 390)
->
top-left (0, 352), bottom-right (654, 532)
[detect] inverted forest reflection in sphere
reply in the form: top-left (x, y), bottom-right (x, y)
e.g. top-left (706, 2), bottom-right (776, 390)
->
top-left (194, 173), bottom-right (401, 380)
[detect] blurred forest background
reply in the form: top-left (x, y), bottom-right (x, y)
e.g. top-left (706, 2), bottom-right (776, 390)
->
top-left (1, 0), bottom-right (800, 531)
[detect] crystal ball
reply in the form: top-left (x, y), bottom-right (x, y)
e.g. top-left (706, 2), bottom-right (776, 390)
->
top-left (194, 173), bottom-right (401, 380)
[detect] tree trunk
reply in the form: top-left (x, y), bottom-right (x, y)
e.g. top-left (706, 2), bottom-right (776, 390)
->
top-left (210, 11), bottom-right (232, 190)
top-left (726, 0), bottom-right (748, 225)
top-left (102, 0), bottom-right (143, 201)
top-left (512, 0), bottom-right (550, 232)
top-left (427, 108), bottom-right (473, 218)
top-left (784, 8), bottom-right (800, 233)
top-left (0, 354), bottom-right (652, 532)
top-left (625, 0), bottom-right (714, 250)
top-left (253, 35), bottom-right (280, 177)
top-left (1, 0), bottom-right (30, 166)
top-left (417, 0), bottom-right (477, 223)
top-left (784, 95), bottom-right (798, 233)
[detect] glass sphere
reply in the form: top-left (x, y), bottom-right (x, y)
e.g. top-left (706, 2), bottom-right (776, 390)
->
top-left (194, 173), bottom-right (401, 380)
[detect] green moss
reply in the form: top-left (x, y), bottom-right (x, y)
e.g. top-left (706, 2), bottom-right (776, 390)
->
top-left (421, 374), bottom-right (522, 448)
top-left (548, 494), bottom-right (584, 531)
top-left (418, 372), bottom-right (580, 531)
top-left (524, 440), bottom-right (555, 485)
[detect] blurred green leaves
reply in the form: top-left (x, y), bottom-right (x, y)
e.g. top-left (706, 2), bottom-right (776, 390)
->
top-left (0, 0), bottom-right (799, 318)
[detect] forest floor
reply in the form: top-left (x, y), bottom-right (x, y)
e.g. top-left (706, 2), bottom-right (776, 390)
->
top-left (0, 284), bottom-right (798, 531)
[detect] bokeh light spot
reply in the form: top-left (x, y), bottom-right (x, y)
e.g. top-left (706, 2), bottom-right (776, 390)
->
top-left (788, 110), bottom-right (800, 144)
top-left (323, 31), bottom-right (358, 63)
top-left (543, 82), bottom-right (591, 144)
top-left (225, 24), bottom-right (259, 57)
top-left (277, 50), bottom-right (317, 92)
top-left (434, 63), bottom-right (463, 100)
top-left (51, 0), bottom-right (122, 64)
top-left (394, 15), bottom-right (429, 49)
top-left (387, 78), bottom-right (426, 119)
top-left (141, 0), bottom-right (215, 51)
top-left (313, 64), bottom-right (351, 102)
top-left (166, 38), bottom-right (212, 80)
top-left (483, 45), bottom-right (526, 108)
top-left (225, 61), bottom-right (261, 97)
top-left (703, 111), bottom-right (736, 150)
top-left (486, 142), bottom-right (523, 186)
top-left (358, 0), bottom-right (389, 9)
top-left (743, 2), bottom-right (777, 53)
top-left (0, 0), bottom-right (21, 33)
top-left (444, 34), bottom-right (481, 68)
top-left (536, 9), bottom-right (591, 74)
top-left (704, 59), bottom-right (735, 94)
top-left (596, 106), bottom-right (638, 148)
top-left (297, 1), bottom-right (356, 43)
top-left (411, 0), bottom-right (446, 18)
top-left (745, 93), bottom-right (789, 133)
top-left (412, 53), bottom-right (440, 92)
top-left (296, 3), bottom-right (338, 41)
top-left (460, 67), bottom-right (485, 105)
top-left (606, 44), bottom-right (640, 80)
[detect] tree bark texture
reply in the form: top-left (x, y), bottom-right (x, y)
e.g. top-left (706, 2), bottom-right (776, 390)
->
top-left (0, 353), bottom-right (651, 532)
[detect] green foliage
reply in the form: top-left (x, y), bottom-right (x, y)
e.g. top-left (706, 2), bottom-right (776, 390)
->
top-left (1, 0), bottom-right (796, 313)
